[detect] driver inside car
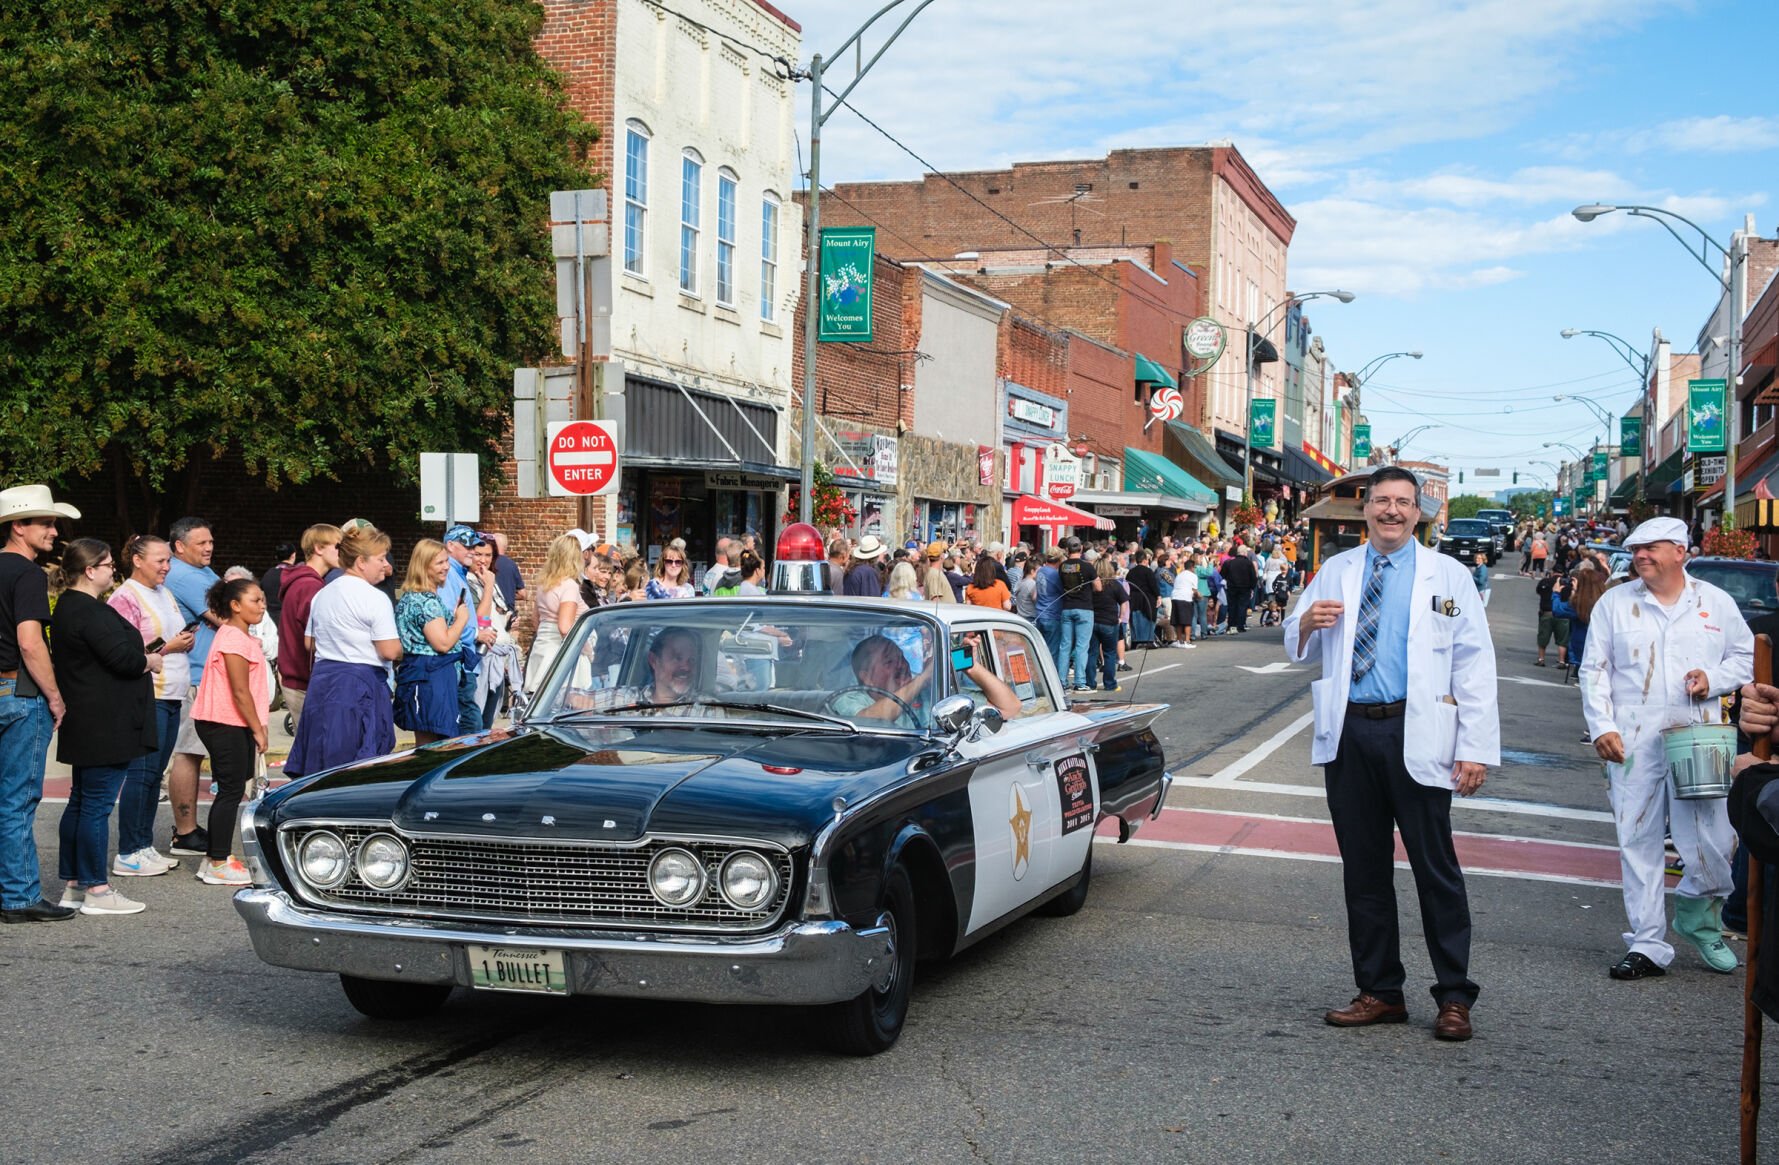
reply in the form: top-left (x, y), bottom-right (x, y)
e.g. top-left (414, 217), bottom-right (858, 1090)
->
top-left (836, 632), bottom-right (1020, 728)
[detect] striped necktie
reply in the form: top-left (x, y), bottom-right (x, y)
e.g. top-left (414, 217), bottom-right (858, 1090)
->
top-left (1351, 553), bottom-right (1390, 684)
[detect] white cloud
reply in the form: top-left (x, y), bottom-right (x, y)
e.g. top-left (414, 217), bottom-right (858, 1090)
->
top-left (1553, 116), bottom-right (1779, 158)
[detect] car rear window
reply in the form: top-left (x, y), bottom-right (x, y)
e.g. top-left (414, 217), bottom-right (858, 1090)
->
top-left (1446, 520), bottom-right (1489, 535)
top-left (1688, 561), bottom-right (1779, 614)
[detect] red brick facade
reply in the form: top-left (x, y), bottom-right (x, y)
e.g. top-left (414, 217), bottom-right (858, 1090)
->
top-left (790, 254), bottom-right (917, 439)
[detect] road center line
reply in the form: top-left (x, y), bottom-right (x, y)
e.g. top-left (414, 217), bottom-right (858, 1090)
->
top-left (1202, 711), bottom-right (1314, 785)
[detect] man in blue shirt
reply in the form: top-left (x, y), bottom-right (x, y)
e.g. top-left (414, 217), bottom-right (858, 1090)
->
top-left (1034, 546), bottom-right (1064, 666)
top-left (1285, 466), bottom-right (1499, 1043)
top-left (163, 517), bottom-right (220, 856)
top-left (441, 526), bottom-right (496, 735)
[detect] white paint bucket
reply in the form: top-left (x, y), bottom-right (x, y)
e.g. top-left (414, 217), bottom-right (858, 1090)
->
top-left (1661, 723), bottom-right (1736, 800)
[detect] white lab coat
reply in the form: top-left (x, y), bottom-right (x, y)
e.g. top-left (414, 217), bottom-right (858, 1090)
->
top-left (1284, 541), bottom-right (1500, 790)
top-left (1578, 574), bottom-right (1753, 964)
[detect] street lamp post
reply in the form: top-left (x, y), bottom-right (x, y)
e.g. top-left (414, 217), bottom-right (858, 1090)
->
top-left (1561, 328), bottom-right (1655, 510)
top-left (795, 0), bottom-right (938, 524)
top-left (1245, 289), bottom-right (1355, 498)
top-left (1391, 423), bottom-right (1441, 458)
top-left (1341, 350), bottom-right (1421, 466)
top-left (1546, 441), bottom-right (1589, 515)
top-left (1573, 204), bottom-right (1747, 530)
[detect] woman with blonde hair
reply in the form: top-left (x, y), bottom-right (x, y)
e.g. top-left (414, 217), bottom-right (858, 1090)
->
top-left (285, 526), bottom-right (401, 777)
top-left (886, 561), bottom-right (922, 602)
top-left (646, 544), bottom-right (696, 600)
top-left (392, 539), bottom-right (472, 745)
top-left (524, 534), bottom-right (590, 695)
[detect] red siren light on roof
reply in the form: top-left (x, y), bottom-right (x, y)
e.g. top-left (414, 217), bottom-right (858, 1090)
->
top-left (776, 522), bottom-right (826, 562)
top-left (771, 522), bottom-right (831, 595)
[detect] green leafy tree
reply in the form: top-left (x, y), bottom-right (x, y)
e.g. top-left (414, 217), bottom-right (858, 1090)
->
top-left (1445, 495), bottom-right (1493, 520)
top-left (0, 1), bottom-right (597, 528)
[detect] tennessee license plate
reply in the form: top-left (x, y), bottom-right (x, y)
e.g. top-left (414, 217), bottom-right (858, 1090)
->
top-left (466, 945), bottom-right (569, 994)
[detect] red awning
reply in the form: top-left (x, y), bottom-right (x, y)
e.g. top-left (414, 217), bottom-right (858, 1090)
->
top-left (1013, 494), bottom-right (1115, 531)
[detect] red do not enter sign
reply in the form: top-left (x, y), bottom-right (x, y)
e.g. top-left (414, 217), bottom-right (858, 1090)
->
top-left (547, 419), bottom-right (621, 496)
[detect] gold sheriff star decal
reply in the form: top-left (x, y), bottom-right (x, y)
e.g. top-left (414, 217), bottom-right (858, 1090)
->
top-left (1009, 784), bottom-right (1032, 880)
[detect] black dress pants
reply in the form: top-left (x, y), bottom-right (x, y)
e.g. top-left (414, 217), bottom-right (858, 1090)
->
top-left (1227, 586), bottom-right (1253, 631)
top-left (1324, 710), bottom-right (1479, 1007)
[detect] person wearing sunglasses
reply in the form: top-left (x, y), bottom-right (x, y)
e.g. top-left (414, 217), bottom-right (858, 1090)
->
top-left (645, 544), bottom-right (695, 601)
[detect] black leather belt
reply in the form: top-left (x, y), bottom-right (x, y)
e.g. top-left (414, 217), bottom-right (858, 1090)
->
top-left (1347, 699), bottom-right (1407, 719)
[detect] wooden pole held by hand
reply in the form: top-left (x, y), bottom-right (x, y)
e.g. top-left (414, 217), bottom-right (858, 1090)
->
top-left (1742, 633), bottom-right (1771, 1165)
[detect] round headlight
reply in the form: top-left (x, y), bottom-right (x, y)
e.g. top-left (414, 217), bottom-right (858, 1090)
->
top-left (648, 847), bottom-right (707, 907)
top-left (297, 831), bottom-right (349, 890)
top-left (718, 851), bottom-right (779, 912)
top-left (356, 833), bottom-right (410, 891)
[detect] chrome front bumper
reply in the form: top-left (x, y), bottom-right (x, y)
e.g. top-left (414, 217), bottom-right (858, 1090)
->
top-left (234, 888), bottom-right (895, 1005)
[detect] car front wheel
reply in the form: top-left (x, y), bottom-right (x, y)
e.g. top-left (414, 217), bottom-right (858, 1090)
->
top-left (339, 974), bottom-right (453, 1021)
top-left (822, 865), bottom-right (916, 1056)
top-left (1039, 845), bottom-right (1092, 917)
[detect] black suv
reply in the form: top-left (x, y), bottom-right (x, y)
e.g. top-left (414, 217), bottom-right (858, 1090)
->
top-left (1474, 508), bottom-right (1514, 552)
top-left (1686, 557), bottom-right (1779, 625)
top-left (1439, 518), bottom-right (1497, 565)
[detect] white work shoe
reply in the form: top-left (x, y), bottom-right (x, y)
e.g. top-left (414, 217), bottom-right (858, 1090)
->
top-left (81, 888), bottom-right (147, 915)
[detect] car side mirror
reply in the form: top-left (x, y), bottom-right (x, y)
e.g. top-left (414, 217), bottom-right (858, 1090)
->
top-left (931, 694), bottom-right (974, 736)
top-left (969, 705), bottom-right (1004, 739)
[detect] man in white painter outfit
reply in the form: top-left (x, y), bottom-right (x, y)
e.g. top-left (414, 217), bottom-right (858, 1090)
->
top-left (1580, 516), bottom-right (1752, 979)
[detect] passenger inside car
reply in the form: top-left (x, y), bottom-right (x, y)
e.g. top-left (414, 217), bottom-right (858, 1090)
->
top-left (564, 627), bottom-right (709, 712)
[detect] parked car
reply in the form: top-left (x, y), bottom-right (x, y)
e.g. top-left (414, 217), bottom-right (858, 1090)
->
top-left (233, 590), bottom-right (1172, 1055)
top-left (1474, 508), bottom-right (1515, 552)
top-left (1439, 518), bottom-right (1497, 565)
top-left (1685, 557), bottom-right (1779, 625)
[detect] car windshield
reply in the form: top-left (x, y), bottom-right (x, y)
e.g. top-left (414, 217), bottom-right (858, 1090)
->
top-left (1687, 562), bottom-right (1779, 615)
top-left (1446, 520), bottom-right (1489, 535)
top-left (1476, 511), bottom-right (1510, 522)
top-left (526, 603), bottom-right (944, 732)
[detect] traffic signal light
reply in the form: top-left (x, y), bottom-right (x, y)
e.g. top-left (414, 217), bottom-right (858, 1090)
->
top-left (1513, 471), bottom-right (1519, 484)
top-left (1458, 471), bottom-right (1464, 484)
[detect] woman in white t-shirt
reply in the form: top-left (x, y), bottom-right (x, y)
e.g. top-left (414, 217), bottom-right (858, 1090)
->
top-left (285, 527), bottom-right (401, 777)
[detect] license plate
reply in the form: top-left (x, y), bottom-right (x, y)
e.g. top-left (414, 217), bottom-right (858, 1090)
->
top-left (466, 945), bottom-right (569, 994)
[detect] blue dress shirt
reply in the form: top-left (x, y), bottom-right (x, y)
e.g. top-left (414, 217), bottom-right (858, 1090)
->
top-left (437, 557), bottom-right (478, 654)
top-left (1348, 539), bottom-right (1415, 704)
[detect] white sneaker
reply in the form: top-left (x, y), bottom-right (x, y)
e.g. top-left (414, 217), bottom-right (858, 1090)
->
top-left (197, 858), bottom-right (251, 886)
top-left (142, 847), bottom-right (180, 872)
top-left (1180, 642), bottom-right (1197, 649)
top-left (112, 847), bottom-right (174, 878)
top-left (58, 884), bottom-right (85, 908)
top-left (81, 888), bottom-right (147, 915)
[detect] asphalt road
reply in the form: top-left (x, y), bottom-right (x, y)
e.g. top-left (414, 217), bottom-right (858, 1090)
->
top-left (6, 571), bottom-right (1775, 1164)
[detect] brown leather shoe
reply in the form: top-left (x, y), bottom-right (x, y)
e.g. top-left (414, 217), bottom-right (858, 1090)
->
top-left (1434, 1001), bottom-right (1473, 1041)
top-left (1323, 993), bottom-right (1408, 1027)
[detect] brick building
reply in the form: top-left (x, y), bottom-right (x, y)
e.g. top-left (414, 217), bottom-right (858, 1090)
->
top-left (821, 145), bottom-right (1297, 456)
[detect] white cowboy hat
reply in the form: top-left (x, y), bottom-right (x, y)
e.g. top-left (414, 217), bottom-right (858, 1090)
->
top-left (852, 534), bottom-right (887, 560)
top-left (0, 484), bottom-right (80, 524)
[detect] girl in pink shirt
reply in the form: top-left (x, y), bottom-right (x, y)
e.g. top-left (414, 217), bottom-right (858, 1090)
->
top-left (191, 577), bottom-right (270, 886)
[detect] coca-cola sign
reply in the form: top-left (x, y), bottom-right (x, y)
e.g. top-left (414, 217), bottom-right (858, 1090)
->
top-left (1044, 443), bottom-right (1081, 500)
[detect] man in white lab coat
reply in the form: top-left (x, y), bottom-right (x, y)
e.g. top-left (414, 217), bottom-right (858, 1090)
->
top-left (1285, 467), bottom-right (1499, 1041)
top-left (1580, 516), bottom-right (1752, 979)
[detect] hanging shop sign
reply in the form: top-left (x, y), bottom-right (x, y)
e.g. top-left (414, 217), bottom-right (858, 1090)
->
top-left (1043, 442), bottom-right (1082, 501)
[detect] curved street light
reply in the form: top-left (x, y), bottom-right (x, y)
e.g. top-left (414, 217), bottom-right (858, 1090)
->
top-left (1544, 440), bottom-right (1587, 460)
top-left (1391, 423), bottom-right (1441, 454)
top-left (1552, 393), bottom-right (1617, 429)
top-left (1244, 289), bottom-right (1356, 496)
top-left (796, 0), bottom-right (941, 522)
top-left (1561, 327), bottom-right (1655, 502)
top-left (1572, 202), bottom-right (1746, 525)
top-left (1350, 350), bottom-right (1423, 386)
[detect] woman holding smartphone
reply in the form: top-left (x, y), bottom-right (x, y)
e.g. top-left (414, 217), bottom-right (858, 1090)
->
top-left (190, 577), bottom-right (271, 886)
top-left (393, 539), bottom-right (472, 745)
top-left (106, 534), bottom-right (196, 875)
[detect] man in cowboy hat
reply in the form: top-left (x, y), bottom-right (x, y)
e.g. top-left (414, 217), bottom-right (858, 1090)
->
top-left (843, 535), bottom-right (888, 597)
top-left (0, 484), bottom-right (80, 922)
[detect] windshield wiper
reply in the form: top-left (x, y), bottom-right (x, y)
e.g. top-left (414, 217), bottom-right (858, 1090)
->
top-left (697, 701), bottom-right (859, 732)
top-left (545, 700), bottom-right (679, 720)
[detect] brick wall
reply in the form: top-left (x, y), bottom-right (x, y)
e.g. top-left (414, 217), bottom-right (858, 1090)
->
top-left (1001, 314), bottom-right (1069, 400)
top-left (790, 253), bottom-right (915, 440)
top-left (536, 1), bottom-right (619, 189)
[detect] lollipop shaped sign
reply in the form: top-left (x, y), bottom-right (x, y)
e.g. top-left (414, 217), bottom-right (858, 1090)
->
top-left (1149, 386), bottom-right (1185, 422)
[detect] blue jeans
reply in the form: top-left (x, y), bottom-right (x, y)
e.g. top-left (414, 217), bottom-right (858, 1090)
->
top-left (0, 682), bottom-right (54, 910)
top-left (118, 698), bottom-right (180, 855)
top-left (1059, 609), bottom-right (1094, 688)
top-left (1191, 595), bottom-right (1210, 639)
top-left (1037, 617), bottom-right (1061, 672)
top-left (58, 763), bottom-right (129, 888)
top-left (1091, 622), bottom-right (1120, 689)
top-left (455, 651), bottom-right (480, 736)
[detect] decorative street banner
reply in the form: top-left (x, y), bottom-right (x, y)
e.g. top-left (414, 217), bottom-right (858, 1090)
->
top-left (818, 226), bottom-right (875, 342)
top-left (1249, 398), bottom-right (1277, 449)
top-left (1352, 423), bottom-right (1372, 461)
top-left (1592, 450), bottom-right (1608, 479)
top-left (1688, 378), bottom-right (1727, 453)
top-left (1620, 415), bottom-right (1643, 458)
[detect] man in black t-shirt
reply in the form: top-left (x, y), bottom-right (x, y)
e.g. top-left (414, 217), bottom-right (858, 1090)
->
top-left (0, 484), bottom-right (78, 923)
top-left (1055, 538), bottom-right (1100, 692)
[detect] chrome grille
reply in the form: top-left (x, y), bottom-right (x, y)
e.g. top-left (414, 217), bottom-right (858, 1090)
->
top-left (280, 825), bottom-right (794, 932)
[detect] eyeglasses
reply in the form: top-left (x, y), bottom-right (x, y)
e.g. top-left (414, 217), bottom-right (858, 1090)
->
top-left (663, 558), bottom-right (684, 566)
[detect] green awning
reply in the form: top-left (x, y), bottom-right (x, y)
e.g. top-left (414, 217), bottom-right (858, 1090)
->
top-left (1610, 474), bottom-right (1639, 502)
top-left (1644, 446), bottom-right (1684, 493)
top-left (1165, 421), bottom-right (1243, 488)
top-left (1134, 353), bottom-right (1177, 388)
top-left (1123, 446), bottom-right (1217, 505)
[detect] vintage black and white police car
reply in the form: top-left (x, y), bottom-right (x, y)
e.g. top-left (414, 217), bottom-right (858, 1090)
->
top-left (234, 525), bottom-right (1173, 1053)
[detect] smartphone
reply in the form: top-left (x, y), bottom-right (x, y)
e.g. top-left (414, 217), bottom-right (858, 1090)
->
top-left (181, 618), bottom-right (201, 633)
top-left (144, 637), bottom-right (166, 654)
top-left (950, 645), bottom-right (974, 671)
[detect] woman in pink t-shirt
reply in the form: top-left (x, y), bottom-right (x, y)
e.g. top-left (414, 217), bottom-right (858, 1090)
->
top-left (190, 577), bottom-right (270, 887)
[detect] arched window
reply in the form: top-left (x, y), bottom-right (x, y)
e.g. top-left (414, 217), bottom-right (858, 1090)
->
top-left (623, 121), bottom-right (651, 276)
top-left (715, 168), bottom-right (738, 307)
top-left (760, 192), bottom-right (781, 321)
top-left (679, 149), bottom-right (703, 295)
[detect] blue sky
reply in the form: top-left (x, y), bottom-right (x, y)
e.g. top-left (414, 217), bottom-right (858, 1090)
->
top-left (786, 0), bottom-right (1778, 490)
